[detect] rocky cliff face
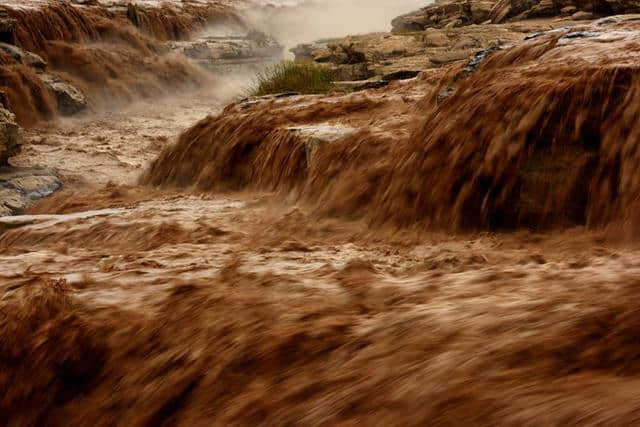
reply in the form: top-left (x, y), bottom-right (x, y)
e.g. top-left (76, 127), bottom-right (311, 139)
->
top-left (392, 0), bottom-right (495, 31)
top-left (168, 31), bottom-right (283, 73)
top-left (392, 0), bottom-right (640, 32)
top-left (290, 3), bottom-right (581, 87)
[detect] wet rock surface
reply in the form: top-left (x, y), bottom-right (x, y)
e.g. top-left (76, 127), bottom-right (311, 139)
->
top-left (0, 107), bottom-right (20, 166)
top-left (40, 74), bottom-right (88, 116)
top-left (0, 42), bottom-right (86, 117)
top-left (0, 167), bottom-right (60, 215)
top-left (287, 123), bottom-right (355, 166)
top-left (0, 42), bottom-right (46, 70)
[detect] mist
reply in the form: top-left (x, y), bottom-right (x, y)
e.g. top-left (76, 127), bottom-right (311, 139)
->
top-left (242, 0), bottom-right (433, 49)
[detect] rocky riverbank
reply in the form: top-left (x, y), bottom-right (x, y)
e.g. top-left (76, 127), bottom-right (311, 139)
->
top-left (5, 1), bottom-right (640, 425)
top-left (0, 0), bottom-right (287, 215)
top-left (291, 0), bottom-right (640, 88)
top-left (160, 7), bottom-right (640, 231)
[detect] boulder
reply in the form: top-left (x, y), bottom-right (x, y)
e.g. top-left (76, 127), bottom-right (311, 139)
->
top-left (321, 43), bottom-right (367, 65)
top-left (0, 167), bottom-right (61, 216)
top-left (0, 107), bottom-right (21, 166)
top-left (331, 63), bottom-right (374, 81)
top-left (291, 43), bottom-right (371, 81)
top-left (0, 43), bottom-right (47, 70)
top-left (572, 11), bottom-right (594, 20)
top-left (287, 124), bottom-right (355, 167)
top-left (40, 74), bottom-right (88, 116)
top-left (392, 0), bottom-right (495, 32)
top-left (422, 28), bottom-right (453, 47)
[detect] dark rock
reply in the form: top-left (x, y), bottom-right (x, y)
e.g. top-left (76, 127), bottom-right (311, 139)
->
top-left (0, 13), bottom-right (16, 45)
top-left (126, 3), bottom-right (140, 27)
top-left (466, 46), bottom-right (503, 70)
top-left (333, 79), bottom-right (390, 92)
top-left (596, 16), bottom-right (620, 25)
top-left (382, 70), bottom-right (421, 81)
top-left (274, 92), bottom-right (299, 98)
top-left (437, 45), bottom-right (506, 102)
top-left (524, 27), bottom-right (568, 40)
top-left (40, 74), bottom-right (88, 116)
top-left (0, 43), bottom-right (47, 71)
top-left (561, 31), bottom-right (598, 40)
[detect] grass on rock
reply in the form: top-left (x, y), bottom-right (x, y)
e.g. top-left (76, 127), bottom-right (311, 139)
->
top-left (250, 61), bottom-right (335, 96)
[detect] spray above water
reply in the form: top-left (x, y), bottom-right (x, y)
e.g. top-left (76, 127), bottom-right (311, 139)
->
top-left (242, 0), bottom-right (432, 49)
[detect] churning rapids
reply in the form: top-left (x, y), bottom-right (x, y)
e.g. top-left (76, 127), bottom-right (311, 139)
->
top-left (3, 0), bottom-right (640, 425)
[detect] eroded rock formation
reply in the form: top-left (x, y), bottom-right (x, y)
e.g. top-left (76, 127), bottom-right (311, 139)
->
top-left (168, 31), bottom-right (283, 72)
top-left (392, 0), bottom-right (640, 32)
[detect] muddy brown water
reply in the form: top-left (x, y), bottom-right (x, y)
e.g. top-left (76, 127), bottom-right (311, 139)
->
top-left (4, 2), bottom-right (640, 426)
top-left (2, 87), bottom-right (640, 425)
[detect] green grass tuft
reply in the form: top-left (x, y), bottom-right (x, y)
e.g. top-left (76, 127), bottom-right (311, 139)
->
top-left (250, 61), bottom-right (335, 96)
